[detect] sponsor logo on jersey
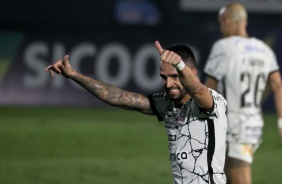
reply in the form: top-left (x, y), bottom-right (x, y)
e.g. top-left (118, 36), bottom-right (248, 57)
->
top-left (236, 40), bottom-right (265, 53)
top-left (170, 151), bottom-right (189, 162)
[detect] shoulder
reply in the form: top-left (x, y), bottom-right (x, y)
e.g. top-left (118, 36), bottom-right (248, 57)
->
top-left (149, 93), bottom-right (169, 102)
top-left (211, 38), bottom-right (225, 48)
top-left (209, 88), bottom-right (227, 106)
top-left (148, 93), bottom-right (172, 121)
top-left (204, 89), bottom-right (227, 118)
top-left (216, 36), bottom-right (250, 47)
top-left (149, 93), bottom-right (172, 110)
top-left (250, 37), bottom-right (277, 57)
top-left (209, 38), bottom-right (232, 55)
top-left (250, 37), bottom-right (272, 50)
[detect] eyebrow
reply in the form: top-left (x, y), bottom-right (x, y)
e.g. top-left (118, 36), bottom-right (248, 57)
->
top-left (160, 74), bottom-right (179, 78)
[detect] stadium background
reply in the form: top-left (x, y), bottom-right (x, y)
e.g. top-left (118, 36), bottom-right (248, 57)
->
top-left (0, 0), bottom-right (282, 183)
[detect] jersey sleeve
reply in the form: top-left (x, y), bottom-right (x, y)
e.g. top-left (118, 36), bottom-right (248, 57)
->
top-left (204, 40), bottom-right (229, 81)
top-left (148, 93), bottom-right (172, 121)
top-left (209, 89), bottom-right (227, 118)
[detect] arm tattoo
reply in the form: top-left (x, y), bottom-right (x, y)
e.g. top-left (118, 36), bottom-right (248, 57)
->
top-left (72, 73), bottom-right (154, 115)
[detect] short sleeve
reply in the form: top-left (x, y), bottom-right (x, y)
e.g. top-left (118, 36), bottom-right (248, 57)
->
top-left (209, 89), bottom-right (227, 119)
top-left (204, 41), bottom-right (229, 81)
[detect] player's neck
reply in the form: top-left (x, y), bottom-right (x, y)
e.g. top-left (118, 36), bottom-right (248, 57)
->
top-left (224, 25), bottom-right (248, 38)
top-left (234, 26), bottom-right (248, 37)
top-left (238, 29), bottom-right (248, 37)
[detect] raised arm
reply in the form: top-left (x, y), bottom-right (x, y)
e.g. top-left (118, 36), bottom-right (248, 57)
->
top-left (45, 55), bottom-right (154, 115)
top-left (155, 41), bottom-right (213, 111)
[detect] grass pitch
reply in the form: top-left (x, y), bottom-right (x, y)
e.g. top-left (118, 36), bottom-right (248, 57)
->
top-left (0, 106), bottom-right (281, 184)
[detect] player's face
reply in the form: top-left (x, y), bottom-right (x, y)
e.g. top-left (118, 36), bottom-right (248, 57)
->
top-left (160, 62), bottom-right (187, 102)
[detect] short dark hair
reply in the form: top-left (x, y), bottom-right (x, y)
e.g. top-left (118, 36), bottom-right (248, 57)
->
top-left (167, 45), bottom-right (197, 69)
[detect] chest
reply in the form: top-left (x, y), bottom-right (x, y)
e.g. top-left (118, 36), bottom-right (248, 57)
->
top-left (164, 106), bottom-right (209, 146)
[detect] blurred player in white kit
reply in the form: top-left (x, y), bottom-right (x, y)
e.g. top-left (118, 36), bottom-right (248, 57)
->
top-left (204, 3), bottom-right (282, 184)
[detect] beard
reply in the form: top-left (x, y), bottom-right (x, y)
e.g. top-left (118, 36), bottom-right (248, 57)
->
top-left (166, 88), bottom-right (187, 102)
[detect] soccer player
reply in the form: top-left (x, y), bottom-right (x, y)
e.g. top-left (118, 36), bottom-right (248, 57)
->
top-left (204, 3), bottom-right (282, 184)
top-left (45, 40), bottom-right (228, 184)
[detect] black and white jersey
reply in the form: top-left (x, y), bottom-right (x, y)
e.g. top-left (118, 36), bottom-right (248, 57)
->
top-left (204, 36), bottom-right (279, 144)
top-left (149, 89), bottom-right (227, 184)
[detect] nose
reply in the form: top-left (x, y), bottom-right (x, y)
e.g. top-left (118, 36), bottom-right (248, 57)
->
top-left (165, 77), bottom-right (173, 88)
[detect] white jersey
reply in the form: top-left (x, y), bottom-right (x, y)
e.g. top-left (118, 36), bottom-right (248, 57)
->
top-left (204, 36), bottom-right (279, 144)
top-left (149, 89), bottom-right (227, 184)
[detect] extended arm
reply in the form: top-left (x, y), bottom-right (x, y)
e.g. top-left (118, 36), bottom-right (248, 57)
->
top-left (45, 55), bottom-right (154, 115)
top-left (268, 71), bottom-right (282, 143)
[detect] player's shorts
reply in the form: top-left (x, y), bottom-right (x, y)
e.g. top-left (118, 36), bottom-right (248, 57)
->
top-left (226, 142), bottom-right (259, 164)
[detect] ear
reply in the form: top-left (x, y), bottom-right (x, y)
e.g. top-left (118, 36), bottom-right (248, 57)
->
top-left (192, 68), bottom-right (197, 75)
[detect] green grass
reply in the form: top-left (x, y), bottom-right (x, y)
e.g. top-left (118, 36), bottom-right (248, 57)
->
top-left (0, 106), bottom-right (281, 184)
top-left (252, 113), bottom-right (282, 184)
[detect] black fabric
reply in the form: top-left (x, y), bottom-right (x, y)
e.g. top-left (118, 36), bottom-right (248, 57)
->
top-left (207, 119), bottom-right (216, 184)
top-left (147, 94), bottom-right (163, 121)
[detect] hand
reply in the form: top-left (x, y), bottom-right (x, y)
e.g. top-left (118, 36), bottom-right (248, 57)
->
top-left (44, 55), bottom-right (75, 78)
top-left (155, 40), bottom-right (182, 66)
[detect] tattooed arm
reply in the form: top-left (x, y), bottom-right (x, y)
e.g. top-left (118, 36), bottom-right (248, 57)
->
top-left (45, 55), bottom-right (154, 115)
top-left (72, 72), bottom-right (153, 114)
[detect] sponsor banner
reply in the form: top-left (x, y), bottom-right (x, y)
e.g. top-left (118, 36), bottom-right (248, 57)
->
top-left (0, 26), bottom-right (281, 112)
top-left (179, 0), bottom-right (282, 13)
top-left (0, 26), bottom-right (202, 107)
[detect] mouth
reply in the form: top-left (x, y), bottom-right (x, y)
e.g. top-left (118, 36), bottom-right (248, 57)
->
top-left (167, 89), bottom-right (180, 95)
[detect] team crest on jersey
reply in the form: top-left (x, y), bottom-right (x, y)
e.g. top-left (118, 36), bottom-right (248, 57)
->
top-left (168, 134), bottom-right (177, 141)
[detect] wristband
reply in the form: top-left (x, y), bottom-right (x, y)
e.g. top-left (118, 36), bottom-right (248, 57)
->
top-left (175, 60), bottom-right (185, 71)
top-left (278, 118), bottom-right (282, 128)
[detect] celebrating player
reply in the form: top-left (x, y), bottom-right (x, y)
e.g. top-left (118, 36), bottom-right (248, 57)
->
top-left (204, 3), bottom-right (282, 184)
top-left (45, 40), bottom-right (228, 184)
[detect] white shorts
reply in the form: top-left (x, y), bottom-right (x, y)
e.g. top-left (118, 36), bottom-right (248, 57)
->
top-left (226, 142), bottom-right (259, 164)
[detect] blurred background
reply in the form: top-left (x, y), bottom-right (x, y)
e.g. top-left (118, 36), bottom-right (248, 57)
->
top-left (0, 0), bottom-right (282, 110)
top-left (0, 0), bottom-right (282, 183)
